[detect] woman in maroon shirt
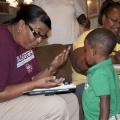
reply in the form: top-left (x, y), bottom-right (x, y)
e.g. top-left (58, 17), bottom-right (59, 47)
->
top-left (0, 4), bottom-right (79, 120)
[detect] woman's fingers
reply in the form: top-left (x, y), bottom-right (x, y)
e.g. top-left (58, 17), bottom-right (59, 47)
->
top-left (49, 45), bottom-right (71, 72)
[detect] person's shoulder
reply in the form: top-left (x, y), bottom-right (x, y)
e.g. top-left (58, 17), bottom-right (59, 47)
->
top-left (114, 43), bottom-right (120, 51)
top-left (0, 24), bottom-right (10, 36)
top-left (77, 29), bottom-right (94, 42)
top-left (0, 24), bottom-right (6, 31)
top-left (0, 24), bottom-right (14, 46)
top-left (73, 29), bottom-right (93, 49)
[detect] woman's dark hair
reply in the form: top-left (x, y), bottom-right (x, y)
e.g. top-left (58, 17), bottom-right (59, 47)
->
top-left (8, 4), bottom-right (51, 29)
top-left (98, 0), bottom-right (120, 25)
top-left (77, 14), bottom-right (91, 29)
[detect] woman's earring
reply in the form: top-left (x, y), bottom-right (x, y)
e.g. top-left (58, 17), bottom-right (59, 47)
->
top-left (17, 29), bottom-right (21, 33)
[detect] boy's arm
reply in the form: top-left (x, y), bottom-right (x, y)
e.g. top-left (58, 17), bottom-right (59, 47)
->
top-left (99, 95), bottom-right (110, 120)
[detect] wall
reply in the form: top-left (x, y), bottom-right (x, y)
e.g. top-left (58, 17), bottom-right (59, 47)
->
top-left (0, 6), bottom-right (16, 23)
top-left (0, 0), bottom-right (99, 28)
top-left (79, 0), bottom-right (99, 29)
top-left (90, 17), bottom-right (99, 29)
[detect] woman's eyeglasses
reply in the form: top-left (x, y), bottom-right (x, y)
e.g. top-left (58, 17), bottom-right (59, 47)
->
top-left (28, 24), bottom-right (48, 39)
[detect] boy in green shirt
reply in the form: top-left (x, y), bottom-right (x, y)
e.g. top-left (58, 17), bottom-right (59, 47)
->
top-left (83, 28), bottom-right (120, 120)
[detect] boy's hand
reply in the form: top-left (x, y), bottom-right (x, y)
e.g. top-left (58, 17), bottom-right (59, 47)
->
top-left (112, 50), bottom-right (120, 64)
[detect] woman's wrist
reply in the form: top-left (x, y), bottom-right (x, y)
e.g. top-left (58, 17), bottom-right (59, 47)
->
top-left (47, 65), bottom-right (57, 75)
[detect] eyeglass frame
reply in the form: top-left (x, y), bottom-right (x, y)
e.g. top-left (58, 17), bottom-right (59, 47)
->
top-left (28, 24), bottom-right (48, 39)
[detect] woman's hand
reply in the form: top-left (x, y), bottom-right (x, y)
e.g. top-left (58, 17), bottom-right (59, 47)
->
top-left (49, 46), bottom-right (71, 74)
top-left (33, 76), bottom-right (65, 88)
top-left (0, 76), bottom-right (65, 102)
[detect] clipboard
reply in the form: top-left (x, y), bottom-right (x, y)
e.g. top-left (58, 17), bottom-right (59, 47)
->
top-left (23, 84), bottom-right (76, 96)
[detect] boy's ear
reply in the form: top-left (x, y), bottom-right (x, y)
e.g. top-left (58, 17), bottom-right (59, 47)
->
top-left (91, 48), bottom-right (97, 56)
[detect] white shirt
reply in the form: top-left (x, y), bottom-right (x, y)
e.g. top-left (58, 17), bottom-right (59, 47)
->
top-left (32, 0), bottom-right (84, 44)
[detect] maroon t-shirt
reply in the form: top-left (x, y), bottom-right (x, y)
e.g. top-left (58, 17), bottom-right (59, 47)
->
top-left (0, 25), bottom-right (41, 92)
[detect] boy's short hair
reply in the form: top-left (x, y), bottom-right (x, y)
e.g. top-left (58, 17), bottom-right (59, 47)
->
top-left (85, 28), bottom-right (117, 55)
